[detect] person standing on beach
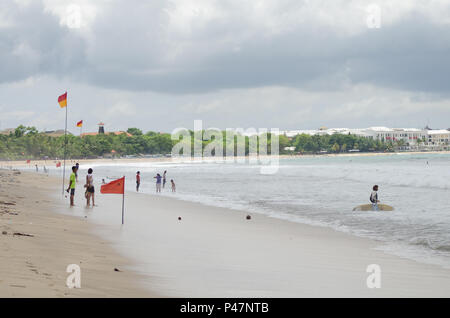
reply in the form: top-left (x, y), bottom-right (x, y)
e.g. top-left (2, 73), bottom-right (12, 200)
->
top-left (370, 185), bottom-right (380, 211)
top-left (35, 164), bottom-right (38, 172)
top-left (171, 179), bottom-right (176, 192)
top-left (66, 166), bottom-right (77, 206)
top-left (163, 170), bottom-right (167, 188)
top-left (154, 173), bottom-right (162, 193)
top-left (136, 171), bottom-right (141, 192)
top-left (85, 168), bottom-right (95, 207)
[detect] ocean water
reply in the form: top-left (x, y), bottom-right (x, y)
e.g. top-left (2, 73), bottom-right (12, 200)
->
top-left (23, 153), bottom-right (450, 269)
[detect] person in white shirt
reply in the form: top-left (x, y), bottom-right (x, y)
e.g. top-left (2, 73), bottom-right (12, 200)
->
top-left (85, 168), bottom-right (95, 207)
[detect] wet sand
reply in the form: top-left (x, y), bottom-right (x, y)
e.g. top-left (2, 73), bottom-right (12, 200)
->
top-left (2, 168), bottom-right (450, 297)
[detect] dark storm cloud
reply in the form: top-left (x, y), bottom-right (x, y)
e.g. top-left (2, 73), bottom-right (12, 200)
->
top-left (1, 0), bottom-right (450, 95)
top-left (0, 1), bottom-right (86, 84)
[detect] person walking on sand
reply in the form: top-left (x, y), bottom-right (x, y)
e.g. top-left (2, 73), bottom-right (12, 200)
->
top-left (163, 170), bottom-right (167, 188)
top-left (35, 164), bottom-right (38, 172)
top-left (66, 166), bottom-right (77, 206)
top-left (171, 179), bottom-right (176, 192)
top-left (370, 185), bottom-right (380, 211)
top-left (154, 173), bottom-right (162, 193)
top-left (85, 168), bottom-right (95, 207)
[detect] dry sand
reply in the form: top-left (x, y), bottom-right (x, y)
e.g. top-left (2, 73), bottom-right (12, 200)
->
top-left (0, 169), bottom-right (153, 297)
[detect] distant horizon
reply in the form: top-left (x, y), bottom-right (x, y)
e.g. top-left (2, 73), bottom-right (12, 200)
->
top-left (1, 123), bottom-right (449, 135)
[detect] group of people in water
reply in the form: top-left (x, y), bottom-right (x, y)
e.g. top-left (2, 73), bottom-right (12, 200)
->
top-left (65, 164), bottom-right (177, 207)
top-left (136, 170), bottom-right (176, 193)
top-left (62, 163), bottom-right (378, 209)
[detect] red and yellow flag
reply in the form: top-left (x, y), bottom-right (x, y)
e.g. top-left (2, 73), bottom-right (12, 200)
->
top-left (58, 92), bottom-right (67, 108)
top-left (101, 177), bottom-right (125, 194)
top-left (76, 120), bottom-right (83, 127)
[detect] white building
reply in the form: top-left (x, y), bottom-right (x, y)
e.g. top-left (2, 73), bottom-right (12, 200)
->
top-left (426, 129), bottom-right (450, 149)
top-left (274, 126), bottom-right (449, 150)
top-left (363, 127), bottom-right (427, 146)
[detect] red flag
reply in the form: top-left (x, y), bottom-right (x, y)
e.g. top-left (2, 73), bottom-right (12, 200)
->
top-left (76, 120), bottom-right (83, 127)
top-left (58, 92), bottom-right (67, 108)
top-left (101, 177), bottom-right (125, 194)
top-left (26, 159), bottom-right (31, 164)
top-left (56, 162), bottom-right (61, 168)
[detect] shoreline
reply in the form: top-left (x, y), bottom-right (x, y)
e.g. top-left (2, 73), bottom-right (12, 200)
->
top-left (1, 150), bottom-right (449, 168)
top-left (0, 169), bottom-right (154, 297)
top-left (3, 167), bottom-right (450, 297)
top-left (96, 189), bottom-right (450, 297)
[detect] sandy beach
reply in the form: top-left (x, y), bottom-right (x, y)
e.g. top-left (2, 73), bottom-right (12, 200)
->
top-left (0, 169), bottom-right (153, 297)
top-left (2, 167), bottom-right (450, 297)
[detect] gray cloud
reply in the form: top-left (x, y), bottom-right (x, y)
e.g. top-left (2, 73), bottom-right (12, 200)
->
top-left (0, 0), bottom-right (449, 132)
top-left (1, 0), bottom-right (449, 95)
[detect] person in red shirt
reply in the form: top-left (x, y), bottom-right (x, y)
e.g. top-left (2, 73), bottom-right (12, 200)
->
top-left (136, 171), bottom-right (141, 192)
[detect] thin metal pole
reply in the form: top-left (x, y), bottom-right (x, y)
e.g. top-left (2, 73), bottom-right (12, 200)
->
top-left (62, 102), bottom-right (68, 196)
top-left (121, 176), bottom-right (125, 225)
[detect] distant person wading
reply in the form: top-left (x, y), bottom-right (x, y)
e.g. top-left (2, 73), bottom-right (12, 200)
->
top-left (154, 173), bottom-right (162, 193)
top-left (163, 170), bottom-right (167, 188)
top-left (136, 171), bottom-right (141, 192)
top-left (370, 185), bottom-right (380, 211)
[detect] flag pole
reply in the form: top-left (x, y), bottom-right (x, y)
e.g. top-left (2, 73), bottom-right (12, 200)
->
top-left (121, 176), bottom-right (125, 225)
top-left (62, 99), bottom-right (68, 196)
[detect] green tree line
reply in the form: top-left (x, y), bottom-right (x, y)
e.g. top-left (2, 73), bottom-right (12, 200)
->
top-left (0, 125), bottom-right (395, 160)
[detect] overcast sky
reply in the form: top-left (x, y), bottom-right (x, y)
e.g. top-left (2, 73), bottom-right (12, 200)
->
top-left (1, 0), bottom-right (449, 134)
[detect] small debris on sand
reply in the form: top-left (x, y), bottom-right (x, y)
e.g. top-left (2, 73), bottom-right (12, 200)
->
top-left (0, 201), bottom-right (16, 206)
top-left (246, 215), bottom-right (251, 220)
top-left (13, 232), bottom-right (34, 237)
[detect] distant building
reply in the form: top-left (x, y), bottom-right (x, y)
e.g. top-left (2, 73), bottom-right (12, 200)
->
top-left (426, 129), bottom-right (450, 149)
top-left (44, 129), bottom-right (71, 137)
top-left (274, 126), bottom-right (450, 150)
top-left (364, 127), bottom-right (427, 146)
top-left (1, 128), bottom-right (71, 137)
top-left (81, 131), bottom-right (132, 137)
top-left (80, 122), bottom-right (132, 137)
top-left (98, 122), bottom-right (105, 134)
top-left (0, 128), bottom-right (15, 135)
